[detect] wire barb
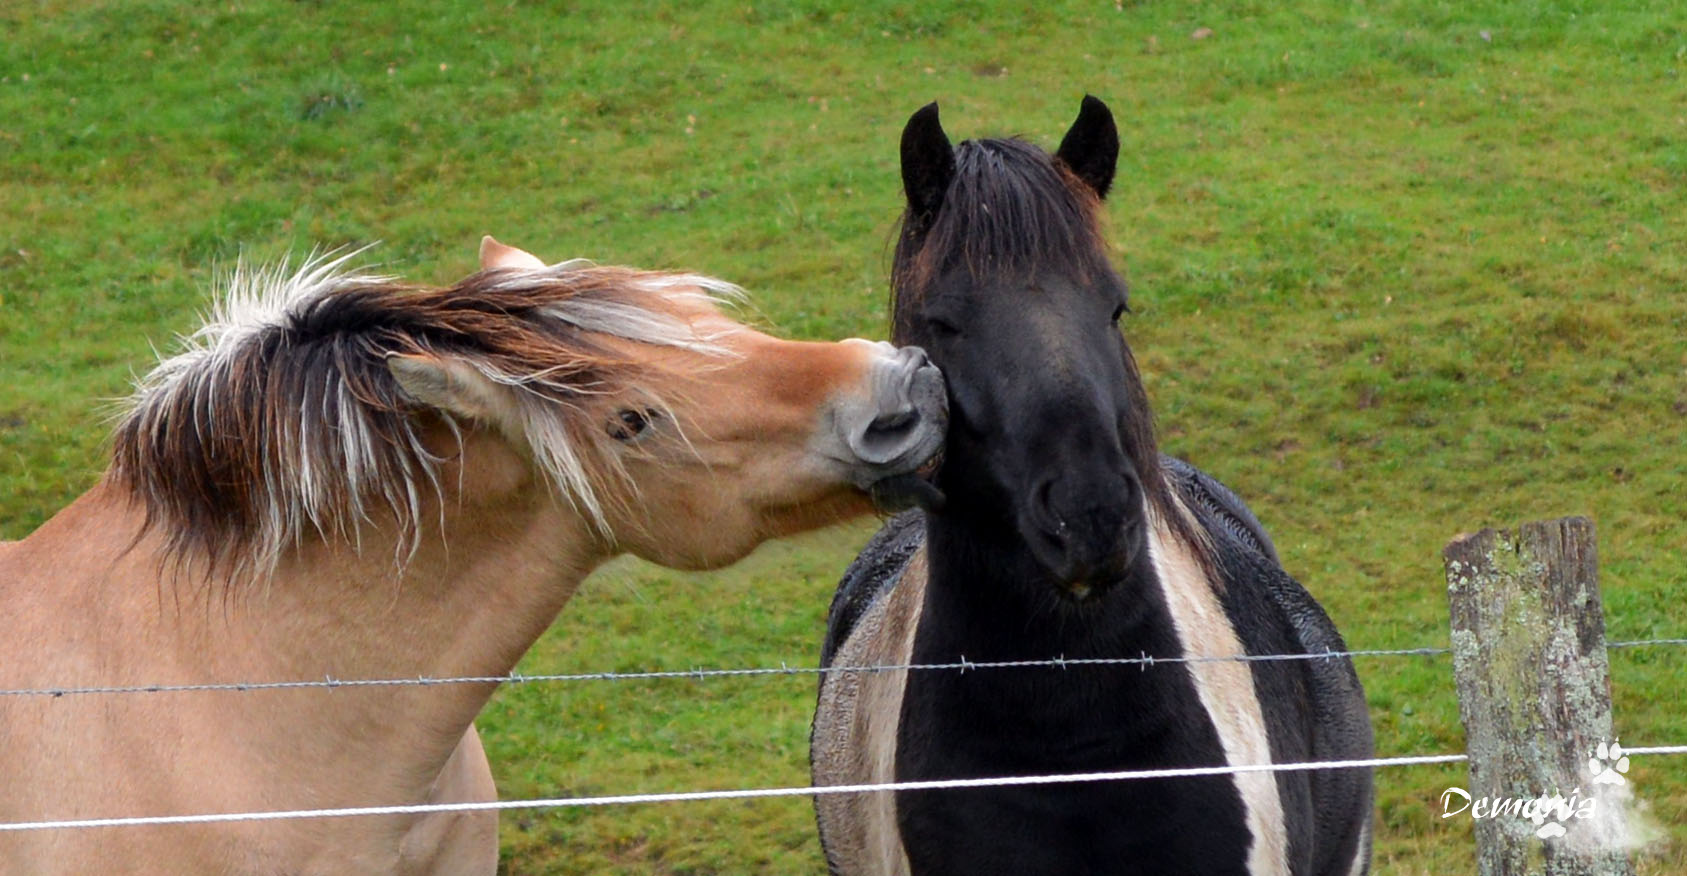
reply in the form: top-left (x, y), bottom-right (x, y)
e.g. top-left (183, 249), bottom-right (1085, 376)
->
top-left (0, 638), bottom-right (1679, 699)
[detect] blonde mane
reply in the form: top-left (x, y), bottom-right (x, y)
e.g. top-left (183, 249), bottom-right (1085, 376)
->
top-left (111, 251), bottom-right (741, 578)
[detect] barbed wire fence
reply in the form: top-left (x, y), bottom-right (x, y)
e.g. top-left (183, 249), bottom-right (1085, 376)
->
top-left (1, 638), bottom-right (1683, 699)
top-left (0, 516), bottom-right (1680, 876)
top-left (1, 637), bottom-right (1683, 835)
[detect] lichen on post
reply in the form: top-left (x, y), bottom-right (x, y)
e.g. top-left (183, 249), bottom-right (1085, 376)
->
top-left (1444, 516), bottom-right (1632, 876)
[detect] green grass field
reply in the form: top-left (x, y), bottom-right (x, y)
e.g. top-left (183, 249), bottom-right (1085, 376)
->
top-left (4, 1), bottom-right (1684, 872)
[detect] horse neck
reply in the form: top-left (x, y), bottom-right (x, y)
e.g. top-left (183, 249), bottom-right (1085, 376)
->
top-left (25, 431), bottom-right (605, 800)
top-left (921, 509), bottom-right (1179, 652)
top-left (256, 474), bottom-right (595, 696)
top-left (238, 442), bottom-right (601, 781)
top-left (910, 504), bottom-right (1200, 732)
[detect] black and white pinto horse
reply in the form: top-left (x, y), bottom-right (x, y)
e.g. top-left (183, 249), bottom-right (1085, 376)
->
top-left (811, 97), bottom-right (1374, 876)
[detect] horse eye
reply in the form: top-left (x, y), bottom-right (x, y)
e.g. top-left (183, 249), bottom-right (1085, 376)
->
top-left (927, 317), bottom-right (962, 339)
top-left (1111, 303), bottom-right (1127, 323)
top-left (608, 408), bottom-right (656, 442)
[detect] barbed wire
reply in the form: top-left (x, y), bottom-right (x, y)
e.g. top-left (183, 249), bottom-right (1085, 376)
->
top-left (1609, 637), bottom-right (1687, 650)
top-left (2, 637), bottom-right (1682, 699)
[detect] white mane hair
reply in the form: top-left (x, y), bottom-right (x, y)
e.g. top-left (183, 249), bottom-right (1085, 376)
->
top-left (112, 248), bottom-right (744, 580)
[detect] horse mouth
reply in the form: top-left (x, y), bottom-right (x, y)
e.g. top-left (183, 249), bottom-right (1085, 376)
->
top-left (832, 342), bottom-right (947, 496)
top-left (868, 471), bottom-right (946, 512)
top-left (1053, 568), bottom-right (1126, 604)
top-left (1035, 514), bottom-right (1146, 601)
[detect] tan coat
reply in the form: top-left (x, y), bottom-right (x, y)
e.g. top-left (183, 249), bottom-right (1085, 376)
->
top-left (0, 238), bottom-right (945, 874)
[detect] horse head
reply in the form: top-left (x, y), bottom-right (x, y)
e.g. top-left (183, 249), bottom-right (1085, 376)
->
top-left (892, 97), bottom-right (1162, 597)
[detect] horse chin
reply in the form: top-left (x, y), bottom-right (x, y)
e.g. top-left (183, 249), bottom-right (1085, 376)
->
top-left (1055, 580), bottom-right (1102, 603)
top-left (1052, 567), bottom-right (1124, 604)
top-left (867, 473), bottom-right (947, 513)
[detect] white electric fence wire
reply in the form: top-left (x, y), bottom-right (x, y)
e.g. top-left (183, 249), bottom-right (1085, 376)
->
top-left (10, 748), bottom-right (1687, 833)
top-left (0, 752), bottom-right (1474, 833)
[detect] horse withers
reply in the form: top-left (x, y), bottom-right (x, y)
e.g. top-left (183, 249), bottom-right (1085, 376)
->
top-left (811, 99), bottom-right (1373, 876)
top-left (0, 237), bottom-right (944, 875)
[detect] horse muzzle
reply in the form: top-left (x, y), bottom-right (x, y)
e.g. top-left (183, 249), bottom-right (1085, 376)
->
top-left (1022, 469), bottom-right (1145, 593)
top-left (829, 342), bottom-right (948, 506)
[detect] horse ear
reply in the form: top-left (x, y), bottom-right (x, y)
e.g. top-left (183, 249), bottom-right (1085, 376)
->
top-left (387, 354), bottom-right (519, 427)
top-left (479, 235), bottom-right (547, 271)
top-left (901, 102), bottom-right (955, 219)
top-left (1055, 95), bottom-right (1119, 199)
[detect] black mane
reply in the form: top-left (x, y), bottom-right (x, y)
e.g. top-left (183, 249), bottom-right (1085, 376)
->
top-left (891, 137), bottom-right (1115, 337)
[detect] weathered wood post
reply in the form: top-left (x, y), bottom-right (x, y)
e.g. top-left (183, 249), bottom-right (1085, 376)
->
top-left (1444, 516), bottom-right (1632, 876)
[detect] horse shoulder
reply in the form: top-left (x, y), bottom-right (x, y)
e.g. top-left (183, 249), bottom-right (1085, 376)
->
top-left (813, 525), bottom-right (927, 876)
top-left (1147, 521), bottom-right (1292, 876)
top-left (398, 724), bottom-right (499, 875)
top-left (1176, 458), bottom-right (1367, 727)
top-left (1163, 456), bottom-right (1363, 717)
top-left (1165, 461), bottom-right (1374, 875)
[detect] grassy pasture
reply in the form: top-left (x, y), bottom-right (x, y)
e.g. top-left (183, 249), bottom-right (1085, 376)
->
top-left (3, 1), bottom-right (1684, 873)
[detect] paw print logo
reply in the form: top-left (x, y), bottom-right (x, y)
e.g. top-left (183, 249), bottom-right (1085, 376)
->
top-left (1528, 794), bottom-right (1569, 840)
top-left (1589, 741), bottom-right (1630, 786)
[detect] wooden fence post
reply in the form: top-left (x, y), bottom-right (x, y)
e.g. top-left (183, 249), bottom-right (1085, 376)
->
top-left (1444, 516), bottom-right (1632, 876)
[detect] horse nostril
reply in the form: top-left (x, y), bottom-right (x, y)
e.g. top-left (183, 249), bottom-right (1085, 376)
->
top-left (839, 343), bottom-right (945, 477)
top-left (1030, 477), bottom-right (1067, 543)
top-left (868, 409), bottom-right (915, 435)
top-left (1119, 471), bottom-right (1144, 518)
top-left (851, 408), bottom-right (920, 464)
top-left (1024, 472), bottom-right (1143, 585)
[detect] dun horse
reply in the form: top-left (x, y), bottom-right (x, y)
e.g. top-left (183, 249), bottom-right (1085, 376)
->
top-left (0, 237), bottom-right (945, 874)
top-left (811, 99), bottom-right (1373, 875)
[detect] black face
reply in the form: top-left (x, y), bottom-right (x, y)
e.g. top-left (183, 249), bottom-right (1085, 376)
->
top-left (894, 97), bottom-right (1150, 595)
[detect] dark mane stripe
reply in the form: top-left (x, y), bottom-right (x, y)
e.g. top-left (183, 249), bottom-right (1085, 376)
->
top-left (111, 255), bottom-right (734, 579)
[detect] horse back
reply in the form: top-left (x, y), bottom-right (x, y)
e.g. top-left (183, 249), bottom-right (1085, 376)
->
top-left (820, 510), bottom-right (926, 668)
